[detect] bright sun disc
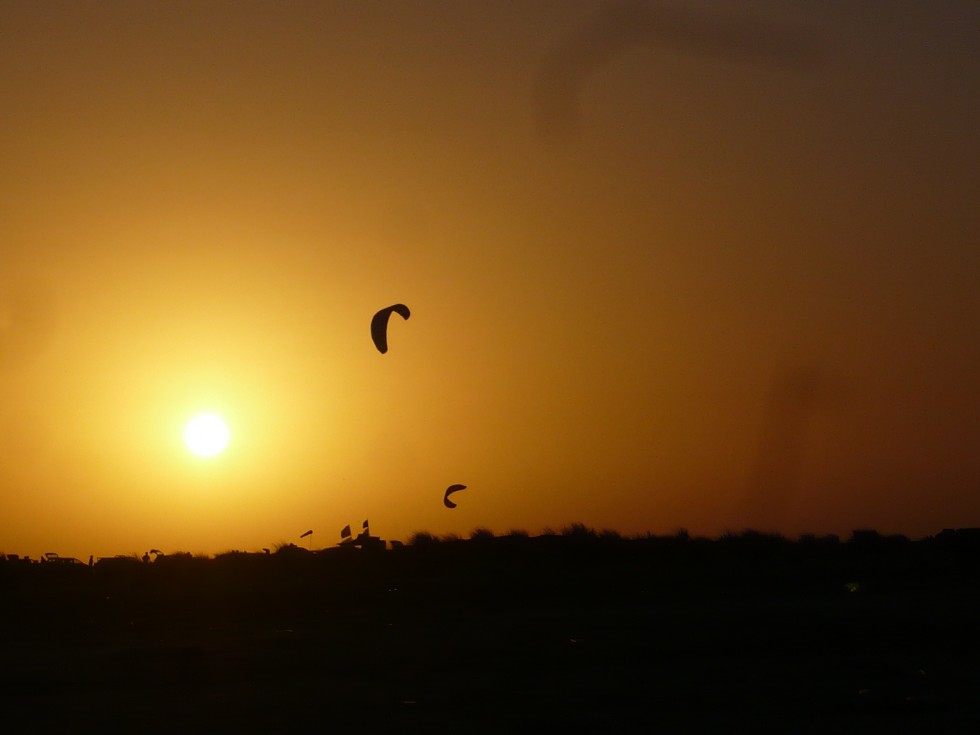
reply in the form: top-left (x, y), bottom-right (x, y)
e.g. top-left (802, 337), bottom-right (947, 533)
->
top-left (183, 413), bottom-right (230, 457)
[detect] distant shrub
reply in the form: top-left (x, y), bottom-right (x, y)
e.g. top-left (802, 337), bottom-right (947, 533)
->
top-left (849, 529), bottom-right (882, 545)
top-left (408, 531), bottom-right (438, 546)
top-left (734, 530), bottom-right (787, 544)
top-left (849, 530), bottom-right (910, 549)
top-left (506, 529), bottom-right (529, 539)
top-left (469, 528), bottom-right (495, 541)
top-left (215, 550), bottom-right (247, 559)
top-left (440, 533), bottom-right (461, 543)
top-left (273, 543), bottom-right (310, 558)
top-left (560, 523), bottom-right (596, 538)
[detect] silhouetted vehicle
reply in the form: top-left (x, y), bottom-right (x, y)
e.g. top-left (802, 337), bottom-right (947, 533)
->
top-left (39, 553), bottom-right (86, 566)
top-left (93, 555), bottom-right (141, 569)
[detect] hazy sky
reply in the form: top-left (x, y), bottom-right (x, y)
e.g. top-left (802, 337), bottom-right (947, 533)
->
top-left (1, 1), bottom-right (977, 559)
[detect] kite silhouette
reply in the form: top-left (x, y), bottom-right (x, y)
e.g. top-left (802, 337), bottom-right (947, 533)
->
top-left (443, 484), bottom-right (468, 509)
top-left (371, 304), bottom-right (411, 354)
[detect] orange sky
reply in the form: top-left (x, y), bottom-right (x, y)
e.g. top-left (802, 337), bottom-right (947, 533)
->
top-left (1, 1), bottom-right (977, 559)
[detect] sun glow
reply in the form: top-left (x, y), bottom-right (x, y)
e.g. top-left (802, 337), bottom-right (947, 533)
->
top-left (183, 412), bottom-right (230, 457)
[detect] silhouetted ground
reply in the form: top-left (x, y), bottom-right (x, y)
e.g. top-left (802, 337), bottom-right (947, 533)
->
top-left (2, 529), bottom-right (979, 733)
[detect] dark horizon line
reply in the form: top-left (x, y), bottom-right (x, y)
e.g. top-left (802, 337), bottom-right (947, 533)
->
top-left (5, 524), bottom-right (979, 565)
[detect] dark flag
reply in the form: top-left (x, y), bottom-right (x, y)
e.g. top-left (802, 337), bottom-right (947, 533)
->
top-left (362, 519), bottom-right (369, 529)
top-left (300, 529), bottom-right (313, 538)
top-left (340, 525), bottom-right (351, 539)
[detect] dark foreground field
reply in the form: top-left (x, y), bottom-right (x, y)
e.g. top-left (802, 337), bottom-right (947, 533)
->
top-left (2, 530), bottom-right (980, 733)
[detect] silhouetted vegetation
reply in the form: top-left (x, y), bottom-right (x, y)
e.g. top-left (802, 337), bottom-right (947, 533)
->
top-left (4, 527), bottom-right (979, 597)
top-left (468, 527), bottom-right (495, 542)
top-left (407, 530), bottom-right (438, 547)
top-left (2, 527), bottom-right (980, 732)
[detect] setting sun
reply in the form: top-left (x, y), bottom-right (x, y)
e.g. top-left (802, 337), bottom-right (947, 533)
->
top-left (183, 413), bottom-right (230, 457)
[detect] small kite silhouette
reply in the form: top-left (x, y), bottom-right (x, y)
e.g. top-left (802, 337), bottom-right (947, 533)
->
top-left (443, 484), bottom-right (468, 509)
top-left (371, 304), bottom-right (411, 354)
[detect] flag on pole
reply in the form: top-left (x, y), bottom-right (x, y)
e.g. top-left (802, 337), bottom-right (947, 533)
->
top-left (340, 525), bottom-right (351, 539)
top-left (362, 519), bottom-right (369, 529)
top-left (300, 529), bottom-right (313, 538)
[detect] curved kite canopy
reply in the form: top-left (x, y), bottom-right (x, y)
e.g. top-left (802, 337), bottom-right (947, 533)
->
top-left (443, 484), bottom-right (467, 509)
top-left (371, 303), bottom-right (411, 354)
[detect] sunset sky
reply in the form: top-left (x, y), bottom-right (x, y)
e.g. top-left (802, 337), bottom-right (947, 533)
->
top-left (1, 1), bottom-right (977, 559)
